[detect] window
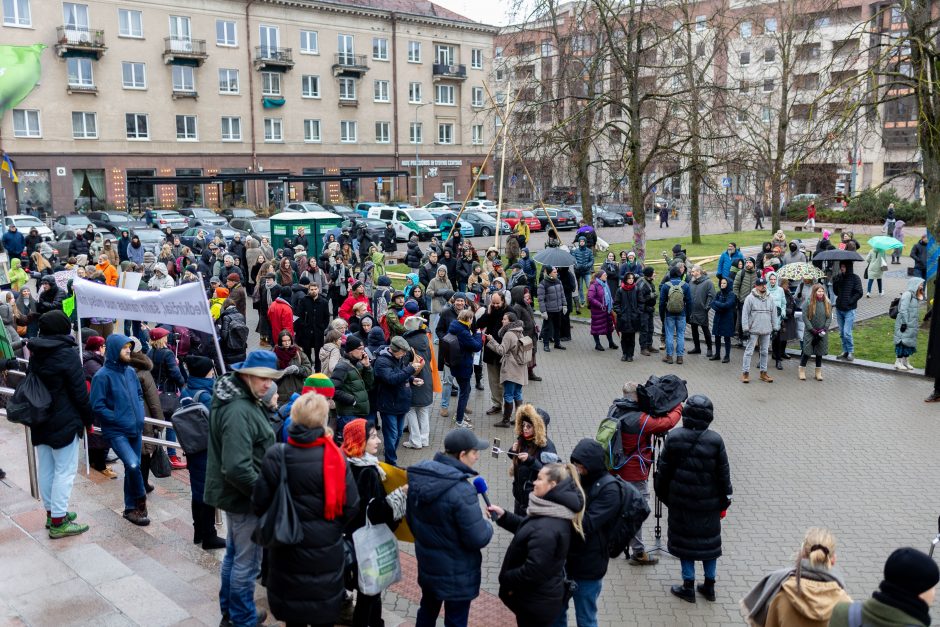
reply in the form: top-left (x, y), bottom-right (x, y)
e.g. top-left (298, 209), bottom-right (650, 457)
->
top-left (885, 161), bottom-right (915, 177)
top-left (471, 48), bottom-right (483, 69)
top-left (495, 67), bottom-right (505, 81)
top-left (815, 16), bottom-right (830, 28)
top-left (302, 75), bottom-right (320, 98)
top-left (763, 78), bottom-right (774, 92)
top-left (435, 44), bottom-right (456, 65)
top-left (375, 121), bottom-right (390, 143)
top-left (495, 46), bottom-right (503, 59)
top-left (172, 65), bottom-right (195, 92)
top-left (216, 20), bottom-right (236, 46)
top-left (304, 119), bottom-right (321, 142)
top-left (891, 6), bottom-right (904, 24)
top-left (221, 116), bottom-right (241, 141)
top-left (264, 117), bottom-right (282, 141)
top-left (373, 37), bottom-right (388, 60)
top-left (339, 77), bottom-right (356, 101)
top-left (740, 20), bottom-right (752, 38)
top-left (408, 41), bottom-right (421, 63)
top-left (739, 50), bottom-right (750, 65)
top-left (340, 120), bottom-right (357, 143)
top-left (118, 8), bottom-right (142, 37)
top-left (764, 47), bottom-right (775, 62)
top-left (696, 42), bottom-right (706, 58)
top-left (261, 71), bottom-right (281, 96)
top-left (409, 82), bottom-right (422, 103)
top-left (764, 17), bottom-right (777, 32)
top-left (737, 110), bottom-right (747, 123)
top-left (3, 0), bottom-right (31, 26)
top-left (471, 86), bottom-right (484, 107)
top-left (472, 124), bottom-right (483, 145)
top-left (71, 111), bottom-right (97, 139)
top-left (67, 57), bottom-right (94, 87)
top-left (409, 122), bottom-right (422, 144)
top-left (761, 107), bottom-right (772, 123)
top-left (374, 79), bottom-right (390, 102)
top-left (169, 15), bottom-right (191, 42)
top-left (122, 62), bottom-right (146, 89)
top-left (438, 122), bottom-right (454, 144)
top-left (435, 84), bottom-right (455, 105)
top-left (337, 34), bottom-right (354, 64)
top-left (541, 40), bottom-right (553, 57)
top-left (176, 114), bottom-right (197, 140)
top-left (695, 15), bottom-right (706, 31)
top-left (12, 109), bottom-right (39, 137)
top-left (300, 30), bottom-right (318, 54)
top-left (125, 113), bottom-right (149, 139)
top-left (63, 2), bottom-right (88, 30)
top-left (219, 68), bottom-right (239, 94)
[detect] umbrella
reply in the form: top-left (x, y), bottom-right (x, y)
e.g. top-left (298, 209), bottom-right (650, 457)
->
top-left (867, 236), bottom-right (904, 251)
top-left (811, 249), bottom-right (864, 262)
top-left (777, 262), bottom-right (824, 281)
top-left (533, 247), bottom-right (577, 267)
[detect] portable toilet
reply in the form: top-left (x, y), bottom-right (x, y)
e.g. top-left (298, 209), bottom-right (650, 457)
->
top-left (269, 211), bottom-right (342, 259)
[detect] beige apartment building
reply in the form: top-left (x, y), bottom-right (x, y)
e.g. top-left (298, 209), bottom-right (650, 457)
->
top-left (0, 0), bottom-right (497, 214)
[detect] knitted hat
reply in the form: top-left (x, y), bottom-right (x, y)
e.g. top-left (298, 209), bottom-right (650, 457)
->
top-left (185, 355), bottom-right (214, 378)
top-left (404, 300), bottom-right (420, 314)
top-left (342, 418), bottom-right (368, 457)
top-left (301, 373), bottom-right (335, 398)
top-left (215, 287), bottom-right (230, 299)
top-left (343, 335), bottom-right (363, 352)
top-left (84, 335), bottom-right (105, 351)
top-left (882, 547), bottom-right (940, 596)
top-left (227, 273), bottom-right (240, 282)
top-left (627, 251), bottom-right (636, 258)
top-left (38, 310), bottom-right (71, 336)
top-left (378, 275), bottom-right (392, 287)
top-left (209, 276), bottom-right (221, 285)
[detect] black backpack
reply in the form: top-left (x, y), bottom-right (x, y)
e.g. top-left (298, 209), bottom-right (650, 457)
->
top-left (591, 475), bottom-right (651, 558)
top-left (888, 296), bottom-right (901, 319)
top-left (222, 311), bottom-right (249, 350)
top-left (440, 332), bottom-right (461, 367)
top-left (169, 391), bottom-right (210, 455)
top-left (6, 370), bottom-right (53, 428)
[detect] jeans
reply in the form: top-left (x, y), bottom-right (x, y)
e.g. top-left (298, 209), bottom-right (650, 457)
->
top-left (628, 479), bottom-right (649, 555)
top-left (415, 591), bottom-right (471, 627)
top-left (576, 273), bottom-right (590, 304)
top-left (219, 511), bottom-right (262, 627)
top-left (714, 335), bottom-right (731, 359)
top-left (454, 377), bottom-right (471, 424)
top-left (166, 428), bottom-right (178, 458)
top-left (404, 405), bottom-right (430, 447)
top-left (681, 558), bottom-right (717, 581)
top-left (381, 413), bottom-right (405, 465)
top-left (553, 577), bottom-right (602, 627)
top-left (108, 432), bottom-right (146, 510)
top-left (836, 308), bottom-right (856, 354)
top-left (36, 434), bottom-right (80, 518)
top-left (742, 333), bottom-right (770, 373)
top-left (503, 381), bottom-right (523, 403)
top-left (867, 278), bottom-right (883, 294)
top-left (914, 267), bottom-right (926, 280)
top-left (440, 366), bottom-right (456, 409)
top-left (664, 314), bottom-right (686, 357)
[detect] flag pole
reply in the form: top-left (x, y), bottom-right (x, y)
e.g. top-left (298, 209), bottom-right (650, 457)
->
top-left (198, 273), bottom-right (227, 375)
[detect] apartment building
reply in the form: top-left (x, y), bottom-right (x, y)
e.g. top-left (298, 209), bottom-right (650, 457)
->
top-left (0, 0), bottom-right (497, 214)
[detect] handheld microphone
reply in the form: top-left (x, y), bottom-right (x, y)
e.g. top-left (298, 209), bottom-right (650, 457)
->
top-left (472, 476), bottom-right (493, 518)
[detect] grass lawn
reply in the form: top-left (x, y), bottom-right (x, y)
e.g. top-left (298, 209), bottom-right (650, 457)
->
top-left (828, 314), bottom-right (928, 368)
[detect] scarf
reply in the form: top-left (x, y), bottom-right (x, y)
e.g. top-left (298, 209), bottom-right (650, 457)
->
top-left (874, 582), bottom-right (932, 626)
top-left (279, 261), bottom-right (293, 286)
top-left (274, 344), bottom-right (299, 369)
top-left (526, 493), bottom-right (577, 520)
top-left (598, 278), bottom-right (613, 312)
top-left (620, 281), bottom-right (636, 292)
top-left (348, 453), bottom-right (387, 481)
top-left (287, 434), bottom-right (347, 520)
top-left (739, 560), bottom-right (846, 626)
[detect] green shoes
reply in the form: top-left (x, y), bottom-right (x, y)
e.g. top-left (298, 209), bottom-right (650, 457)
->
top-left (47, 513), bottom-right (89, 539)
top-left (45, 511), bottom-right (77, 529)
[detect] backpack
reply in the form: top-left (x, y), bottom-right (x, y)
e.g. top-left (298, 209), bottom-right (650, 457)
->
top-left (591, 475), bottom-right (651, 559)
top-left (596, 407), bottom-right (627, 470)
top-left (889, 295), bottom-right (901, 319)
top-left (222, 311), bottom-right (249, 350)
top-left (666, 282), bottom-right (685, 314)
top-left (6, 370), bottom-right (53, 428)
top-left (440, 332), bottom-right (461, 367)
top-left (372, 287), bottom-right (390, 322)
top-left (514, 334), bottom-right (534, 366)
top-left (169, 391), bottom-right (210, 455)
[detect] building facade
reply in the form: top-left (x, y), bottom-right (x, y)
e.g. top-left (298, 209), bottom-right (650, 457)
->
top-left (0, 0), bottom-right (497, 215)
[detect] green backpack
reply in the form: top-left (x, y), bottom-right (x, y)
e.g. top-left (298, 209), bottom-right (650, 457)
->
top-left (666, 283), bottom-right (685, 314)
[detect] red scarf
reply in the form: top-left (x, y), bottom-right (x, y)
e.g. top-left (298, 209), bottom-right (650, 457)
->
top-left (287, 435), bottom-right (347, 520)
top-left (620, 281), bottom-right (636, 291)
top-left (274, 344), bottom-right (299, 369)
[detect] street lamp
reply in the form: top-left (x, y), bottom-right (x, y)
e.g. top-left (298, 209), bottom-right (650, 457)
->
top-left (414, 101), bottom-right (430, 206)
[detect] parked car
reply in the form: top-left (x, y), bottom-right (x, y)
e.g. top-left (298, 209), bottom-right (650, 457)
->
top-left (341, 216), bottom-right (386, 242)
top-left (53, 228), bottom-right (116, 258)
top-left (87, 210), bottom-right (147, 234)
top-left (461, 210), bottom-right (510, 237)
top-left (464, 199), bottom-right (496, 210)
top-left (178, 226), bottom-right (247, 249)
top-left (143, 209), bottom-right (188, 232)
top-left (220, 207), bottom-right (258, 221)
top-left (178, 207), bottom-right (227, 227)
top-left (367, 205), bottom-right (436, 241)
top-left (429, 211), bottom-right (475, 238)
top-left (51, 213), bottom-right (94, 238)
top-left (228, 218), bottom-right (270, 239)
top-left (321, 203), bottom-right (355, 218)
top-left (594, 208), bottom-right (626, 227)
top-left (284, 201), bottom-right (326, 214)
top-left (532, 208), bottom-right (577, 231)
top-left (500, 208), bottom-right (542, 231)
top-left (4, 215), bottom-right (53, 241)
top-left (602, 204), bottom-right (635, 224)
top-left (422, 200), bottom-right (463, 211)
top-left (131, 228), bottom-right (168, 254)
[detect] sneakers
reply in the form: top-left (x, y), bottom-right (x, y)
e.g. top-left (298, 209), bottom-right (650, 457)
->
top-left (845, 352), bottom-right (854, 362)
top-left (403, 441), bottom-right (423, 449)
top-left (629, 551), bottom-right (659, 566)
top-left (46, 511), bottom-right (77, 529)
top-left (48, 519), bottom-right (89, 539)
top-left (169, 455), bottom-right (187, 470)
top-left (100, 466), bottom-right (118, 479)
top-left (454, 420), bottom-right (474, 430)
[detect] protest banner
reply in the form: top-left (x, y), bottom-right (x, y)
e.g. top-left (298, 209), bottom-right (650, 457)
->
top-left (72, 278), bottom-right (215, 334)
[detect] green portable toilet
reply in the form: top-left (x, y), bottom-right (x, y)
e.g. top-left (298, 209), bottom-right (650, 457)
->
top-left (269, 211), bottom-right (342, 259)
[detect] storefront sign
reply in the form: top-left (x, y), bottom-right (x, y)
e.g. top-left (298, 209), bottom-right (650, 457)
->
top-left (401, 159), bottom-right (463, 167)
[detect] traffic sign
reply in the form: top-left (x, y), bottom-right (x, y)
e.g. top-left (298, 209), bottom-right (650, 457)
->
top-left (722, 177), bottom-right (732, 188)
top-left (377, 177), bottom-right (383, 184)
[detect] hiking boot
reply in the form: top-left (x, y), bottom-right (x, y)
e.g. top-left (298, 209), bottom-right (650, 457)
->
top-left (671, 580), bottom-right (696, 603)
top-left (124, 498), bottom-right (150, 527)
top-left (759, 371), bottom-right (773, 383)
top-left (595, 345), bottom-right (605, 352)
top-left (629, 551), bottom-right (659, 566)
top-left (648, 345), bottom-right (660, 353)
top-left (709, 352), bottom-right (721, 361)
top-left (46, 511), bottom-right (77, 529)
top-left (486, 405), bottom-right (502, 415)
top-left (741, 372), bottom-right (749, 383)
top-left (775, 359), bottom-right (783, 370)
top-left (48, 519), bottom-right (89, 539)
top-left (696, 578), bottom-right (716, 602)
top-left (676, 356), bottom-right (683, 364)
top-left (662, 355), bottom-right (673, 364)
top-left (440, 408), bottom-right (449, 418)
top-left (528, 372), bottom-right (542, 382)
top-left (554, 344), bottom-right (566, 350)
top-left (475, 379), bottom-right (485, 390)
top-left (100, 465), bottom-right (118, 479)
top-left (688, 348), bottom-right (702, 355)
top-left (836, 352), bottom-right (847, 361)
top-left (641, 348), bottom-right (651, 356)
top-left (169, 455), bottom-right (187, 470)
top-left (721, 355), bottom-right (730, 363)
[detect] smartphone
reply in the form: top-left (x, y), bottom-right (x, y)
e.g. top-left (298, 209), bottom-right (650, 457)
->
top-left (492, 438), bottom-right (500, 459)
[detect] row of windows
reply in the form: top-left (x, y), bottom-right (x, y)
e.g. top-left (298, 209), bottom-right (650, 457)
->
top-left (10, 109), bottom-right (485, 145)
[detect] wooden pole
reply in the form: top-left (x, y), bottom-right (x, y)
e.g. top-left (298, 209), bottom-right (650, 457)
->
top-left (494, 79), bottom-right (512, 252)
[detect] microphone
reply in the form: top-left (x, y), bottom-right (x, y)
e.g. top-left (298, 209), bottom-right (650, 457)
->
top-left (472, 476), bottom-right (493, 518)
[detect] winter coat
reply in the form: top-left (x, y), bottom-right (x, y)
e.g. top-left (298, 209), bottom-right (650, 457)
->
top-left (403, 329), bottom-right (434, 407)
top-left (509, 286), bottom-right (537, 340)
top-left (0, 302), bottom-right (23, 352)
top-left (275, 348), bottom-right (312, 398)
top-left (127, 241), bottom-right (145, 266)
top-left (734, 267), bottom-right (757, 303)
top-left (338, 293), bottom-right (370, 321)
top-left (427, 274), bottom-right (453, 314)
top-left (445, 319), bottom-right (482, 380)
top-left (487, 320), bottom-right (528, 385)
top-left (95, 260), bottom-right (119, 287)
top-left (456, 257), bottom-right (475, 285)
top-left (2, 229), bottom-right (25, 256)
top-left (495, 480), bottom-right (583, 624)
top-left (7, 259), bottom-right (28, 292)
top-left (866, 249), bottom-right (887, 280)
top-left (537, 277), bottom-right (565, 313)
top-left (716, 248), bottom-right (743, 280)
top-left (659, 278), bottom-right (692, 319)
top-left (407, 452), bottom-right (494, 601)
top-left (518, 250), bottom-right (537, 284)
top-left (588, 279), bottom-right (614, 335)
top-left (781, 250), bottom-right (807, 266)
top-left (151, 346), bottom-right (186, 393)
top-left (572, 245), bottom-right (594, 276)
top-left (612, 398), bottom-right (682, 483)
top-left (613, 283), bottom-right (641, 333)
top-left (689, 273), bottom-right (715, 326)
top-left (832, 270), bottom-right (863, 312)
top-left (765, 576), bottom-right (851, 627)
top-left (67, 234), bottom-right (90, 258)
top-left (911, 239), bottom-right (928, 273)
top-left (294, 295), bottom-right (330, 350)
top-left (477, 303), bottom-right (507, 365)
top-left (252, 424), bottom-right (359, 624)
top-left (565, 439), bottom-right (621, 580)
top-left (742, 289), bottom-right (778, 336)
top-left (218, 307), bottom-right (248, 365)
top-left (801, 299), bottom-right (833, 357)
top-left (204, 373), bottom-right (276, 514)
top-left (404, 240), bottom-right (423, 269)
top-left (319, 342), bottom-right (342, 377)
top-left (90, 334), bottom-right (145, 440)
top-left (128, 351), bottom-right (164, 456)
top-left (267, 297), bottom-right (294, 341)
top-left (637, 276), bottom-right (657, 313)
top-left (330, 356), bottom-right (374, 416)
top-left (829, 597), bottom-right (929, 627)
top-left (372, 347), bottom-right (416, 415)
top-left (655, 414), bottom-right (732, 561)
top-left (26, 334), bottom-right (93, 449)
top-left (510, 405), bottom-right (557, 512)
top-left (894, 277), bottom-right (924, 348)
top-left (419, 261), bottom-right (440, 288)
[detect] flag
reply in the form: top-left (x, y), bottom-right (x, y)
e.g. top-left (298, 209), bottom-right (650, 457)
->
top-left (0, 44), bottom-right (46, 113)
top-left (1, 152), bottom-right (18, 183)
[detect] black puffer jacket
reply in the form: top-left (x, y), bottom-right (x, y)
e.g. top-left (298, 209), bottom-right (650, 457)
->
top-left (613, 282), bottom-right (641, 333)
top-left (655, 414), bottom-right (732, 561)
top-left (404, 240), bottom-right (423, 268)
top-left (252, 424), bottom-right (360, 624)
top-left (27, 335), bottom-right (93, 449)
top-left (495, 479), bottom-right (584, 624)
top-left (565, 439), bottom-right (621, 580)
top-left (510, 286), bottom-right (537, 342)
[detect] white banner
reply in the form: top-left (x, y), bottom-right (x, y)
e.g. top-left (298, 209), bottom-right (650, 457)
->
top-left (72, 278), bottom-right (215, 334)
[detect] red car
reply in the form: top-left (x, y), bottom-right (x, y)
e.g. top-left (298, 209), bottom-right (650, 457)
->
top-left (501, 208), bottom-right (542, 231)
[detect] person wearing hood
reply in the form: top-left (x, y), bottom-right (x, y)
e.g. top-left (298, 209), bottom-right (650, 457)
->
top-left (742, 528), bottom-right (851, 627)
top-left (865, 246), bottom-right (888, 297)
top-left (734, 257), bottom-right (758, 345)
top-left (510, 285), bottom-right (540, 380)
top-left (373, 335), bottom-right (423, 465)
top-left (0, 292), bottom-right (24, 354)
top-left (407, 428), bottom-right (493, 627)
top-left (717, 243), bottom-right (743, 282)
top-left (655, 395), bottom-right (732, 604)
top-left (428, 264), bottom-right (454, 333)
top-left (7, 258), bottom-right (28, 292)
top-left (405, 235), bottom-right (424, 269)
top-left (587, 269), bottom-right (617, 351)
top-left (505, 404), bottom-right (558, 515)
top-left (90, 334), bottom-right (150, 526)
top-left (149, 262), bottom-right (175, 290)
top-left (781, 240), bottom-right (807, 267)
top-left (15, 286), bottom-right (39, 338)
top-left (891, 220), bottom-right (905, 264)
top-left (295, 282), bottom-right (330, 368)
top-left (613, 272), bottom-right (641, 361)
top-left (766, 272), bottom-right (788, 370)
top-left (115, 229), bottom-right (131, 263)
top-left (24, 226), bottom-right (43, 260)
top-left (487, 463), bottom-right (586, 627)
top-left (402, 315), bottom-right (435, 449)
top-left (505, 233), bottom-right (521, 269)
top-left (267, 285), bottom-right (295, 342)
top-left (771, 230), bottom-right (787, 251)
top-left (556, 439), bottom-right (622, 626)
top-left (484, 311), bottom-right (530, 428)
top-left (572, 238), bottom-right (595, 312)
top-left (442, 248), bottom-right (459, 289)
top-left (67, 231), bottom-right (89, 259)
top-left (381, 221), bottom-right (398, 253)
top-left (537, 265), bottom-right (566, 352)
top-left (36, 275), bottom-right (65, 315)
top-left (688, 265), bottom-right (715, 357)
top-left (829, 547), bottom-right (938, 627)
top-left (894, 277), bottom-right (925, 371)
top-left (741, 277), bottom-right (778, 383)
top-left (832, 262), bottom-right (863, 361)
top-left (467, 261), bottom-right (489, 298)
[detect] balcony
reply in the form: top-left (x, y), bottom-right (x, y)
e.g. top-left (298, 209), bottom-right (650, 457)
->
top-left (172, 89), bottom-right (198, 100)
top-left (433, 63), bottom-right (467, 81)
top-left (254, 47), bottom-right (294, 71)
top-left (67, 81), bottom-right (98, 95)
top-left (55, 26), bottom-right (106, 59)
top-left (338, 97), bottom-right (359, 107)
top-left (163, 38), bottom-right (208, 66)
top-left (332, 53), bottom-right (369, 77)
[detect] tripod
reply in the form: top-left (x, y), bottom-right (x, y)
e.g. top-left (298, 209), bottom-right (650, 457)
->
top-left (645, 434), bottom-right (674, 559)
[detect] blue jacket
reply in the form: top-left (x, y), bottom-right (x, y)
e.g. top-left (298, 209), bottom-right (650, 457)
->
top-left (407, 453), bottom-right (493, 601)
top-left (518, 249), bottom-right (537, 282)
top-left (372, 347), bottom-right (416, 415)
top-left (659, 278), bottom-right (692, 319)
top-left (90, 334), bottom-right (145, 439)
top-left (151, 346), bottom-right (186, 392)
top-left (127, 241), bottom-right (145, 265)
top-left (181, 376), bottom-right (214, 409)
top-left (446, 318), bottom-right (482, 379)
top-left (572, 245), bottom-right (594, 275)
top-left (2, 229), bottom-right (25, 257)
top-left (710, 287), bottom-right (737, 337)
top-left (716, 248), bottom-right (743, 279)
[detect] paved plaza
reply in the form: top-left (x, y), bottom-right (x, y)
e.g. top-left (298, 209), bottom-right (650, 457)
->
top-left (1, 221), bottom-right (938, 626)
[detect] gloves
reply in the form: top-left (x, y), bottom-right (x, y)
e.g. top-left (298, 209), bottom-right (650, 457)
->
top-left (283, 365), bottom-right (299, 375)
top-left (562, 306), bottom-right (568, 315)
top-left (900, 324), bottom-right (908, 333)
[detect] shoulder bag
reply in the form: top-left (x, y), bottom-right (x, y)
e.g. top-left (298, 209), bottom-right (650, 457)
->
top-left (253, 444), bottom-right (304, 548)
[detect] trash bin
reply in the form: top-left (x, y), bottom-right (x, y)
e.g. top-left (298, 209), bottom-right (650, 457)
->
top-left (269, 211), bottom-right (342, 259)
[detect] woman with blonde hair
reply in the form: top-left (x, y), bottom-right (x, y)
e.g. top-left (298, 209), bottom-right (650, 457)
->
top-left (487, 463), bottom-right (585, 627)
top-left (741, 527), bottom-right (850, 627)
top-left (799, 283), bottom-right (832, 381)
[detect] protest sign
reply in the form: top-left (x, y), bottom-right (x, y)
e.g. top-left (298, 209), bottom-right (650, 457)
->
top-left (72, 278), bottom-right (214, 334)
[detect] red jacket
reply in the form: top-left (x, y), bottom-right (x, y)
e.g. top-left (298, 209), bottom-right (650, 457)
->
top-left (614, 403), bottom-right (682, 482)
top-left (338, 293), bottom-right (370, 321)
top-left (807, 204), bottom-right (816, 219)
top-left (267, 297), bottom-right (294, 340)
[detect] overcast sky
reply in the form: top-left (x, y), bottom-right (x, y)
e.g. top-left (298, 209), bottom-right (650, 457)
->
top-left (433, 0), bottom-right (532, 26)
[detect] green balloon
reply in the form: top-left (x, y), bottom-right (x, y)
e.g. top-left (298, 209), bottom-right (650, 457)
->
top-left (0, 44), bottom-right (46, 113)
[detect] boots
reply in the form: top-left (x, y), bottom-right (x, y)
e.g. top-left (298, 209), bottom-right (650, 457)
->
top-left (709, 352), bottom-right (721, 361)
top-left (607, 334), bottom-right (618, 350)
top-left (759, 371), bottom-right (774, 383)
top-left (200, 504), bottom-right (226, 550)
top-left (775, 359), bottom-right (783, 370)
top-left (124, 497), bottom-right (150, 527)
top-left (798, 366), bottom-right (806, 380)
top-left (474, 366), bottom-right (484, 390)
top-left (670, 579), bottom-right (696, 603)
top-left (696, 578), bottom-right (716, 602)
top-left (741, 372), bottom-right (749, 383)
top-left (594, 335), bottom-right (605, 351)
top-left (902, 357), bottom-right (914, 371)
top-left (895, 359), bottom-right (906, 370)
top-left (493, 402), bottom-right (513, 428)
top-left (815, 367), bottom-right (823, 381)
top-left (192, 501), bottom-right (202, 545)
top-left (528, 368), bottom-right (542, 382)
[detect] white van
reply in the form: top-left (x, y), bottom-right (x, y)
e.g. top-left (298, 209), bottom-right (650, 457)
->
top-left (367, 205), bottom-right (437, 241)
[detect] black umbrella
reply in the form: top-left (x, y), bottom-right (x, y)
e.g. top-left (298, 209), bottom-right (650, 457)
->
top-left (812, 249), bottom-right (864, 262)
top-left (533, 247), bottom-right (577, 267)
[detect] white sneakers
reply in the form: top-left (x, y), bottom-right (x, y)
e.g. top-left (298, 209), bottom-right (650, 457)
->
top-left (895, 358), bottom-right (915, 371)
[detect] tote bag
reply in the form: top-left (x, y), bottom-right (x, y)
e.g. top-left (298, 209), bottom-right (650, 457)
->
top-left (252, 444), bottom-right (304, 548)
top-left (352, 501), bottom-right (401, 595)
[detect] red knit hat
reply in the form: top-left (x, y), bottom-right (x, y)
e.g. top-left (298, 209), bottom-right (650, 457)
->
top-left (342, 419), bottom-right (368, 457)
top-left (84, 335), bottom-right (105, 351)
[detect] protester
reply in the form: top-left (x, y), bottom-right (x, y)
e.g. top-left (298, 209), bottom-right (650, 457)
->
top-left (320, 329), bottom-right (345, 378)
top-left (295, 282), bottom-right (330, 369)
top-left (637, 267), bottom-right (658, 355)
top-left (911, 233), bottom-right (928, 280)
top-left (799, 284), bottom-right (832, 381)
top-left (734, 257), bottom-right (758, 345)
top-left (274, 330), bottom-right (313, 398)
top-left (659, 266), bottom-right (691, 364)
top-left (537, 266), bottom-right (566, 352)
top-left (126, 338), bottom-right (164, 494)
top-left (572, 238), bottom-right (594, 313)
top-left (894, 277), bottom-right (925, 371)
top-left (267, 285), bottom-right (295, 341)
top-left (740, 276), bottom-right (777, 383)
top-left (373, 335), bottom-right (423, 466)
top-left (218, 303), bottom-right (249, 368)
top-left (716, 243), bottom-right (743, 282)
top-left (80, 335), bottom-right (115, 479)
top-left (507, 405), bottom-right (558, 515)
top-left (588, 269), bottom-right (618, 352)
top-left (688, 265), bottom-right (715, 357)
top-left (479, 291), bottom-right (509, 415)
top-left (613, 272), bottom-right (641, 361)
top-left (865, 247), bottom-right (888, 297)
top-left (447, 308), bottom-right (483, 428)
top-left (832, 262), bottom-right (863, 362)
top-left (403, 315), bottom-right (434, 449)
top-left (484, 311), bottom-right (529, 428)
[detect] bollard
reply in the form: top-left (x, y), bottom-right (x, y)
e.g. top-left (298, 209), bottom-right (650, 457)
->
top-left (24, 427), bottom-right (39, 500)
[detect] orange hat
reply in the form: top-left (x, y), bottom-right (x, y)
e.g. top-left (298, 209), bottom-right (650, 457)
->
top-left (342, 419), bottom-right (368, 457)
top-left (215, 287), bottom-right (230, 298)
